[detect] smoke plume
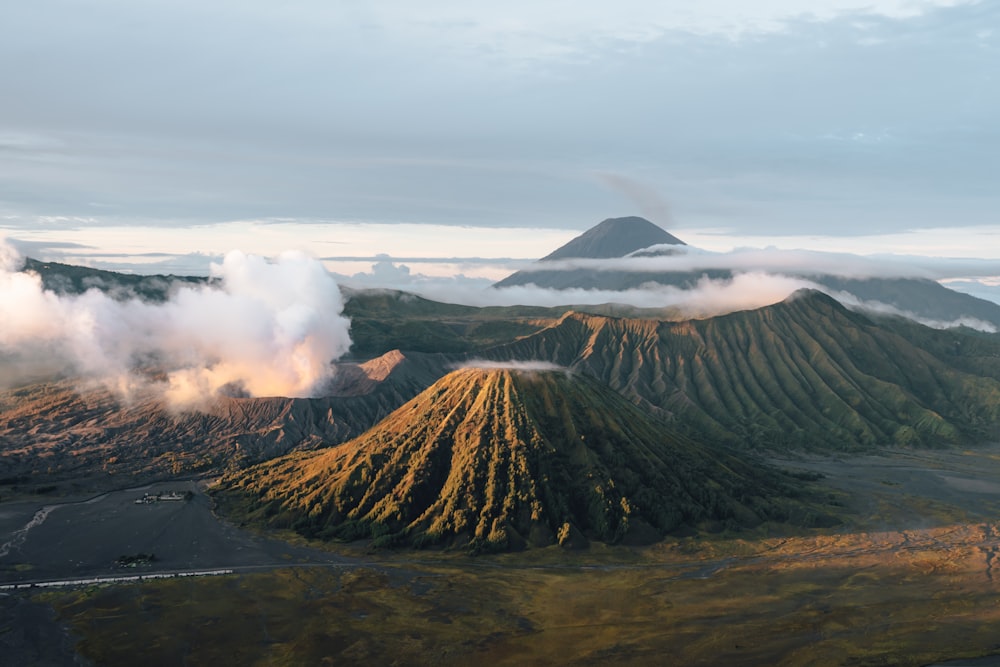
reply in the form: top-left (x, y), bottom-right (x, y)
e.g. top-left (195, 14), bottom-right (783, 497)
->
top-left (0, 239), bottom-right (352, 406)
top-left (594, 173), bottom-right (674, 228)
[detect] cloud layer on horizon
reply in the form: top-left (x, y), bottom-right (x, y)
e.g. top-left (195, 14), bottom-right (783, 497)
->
top-left (336, 247), bottom-right (1000, 331)
top-left (3, 228), bottom-right (998, 409)
top-left (516, 245), bottom-right (1000, 281)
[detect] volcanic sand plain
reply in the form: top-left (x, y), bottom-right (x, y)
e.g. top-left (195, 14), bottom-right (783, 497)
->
top-left (5, 446), bottom-right (1000, 665)
top-left (0, 480), bottom-right (352, 584)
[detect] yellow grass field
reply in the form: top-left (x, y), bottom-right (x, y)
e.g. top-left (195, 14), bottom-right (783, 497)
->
top-left (42, 522), bottom-right (1000, 666)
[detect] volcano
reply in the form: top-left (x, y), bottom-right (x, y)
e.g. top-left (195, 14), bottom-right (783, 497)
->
top-left (493, 217), bottom-right (1000, 328)
top-left (494, 215), bottom-right (695, 290)
top-left (539, 215), bottom-right (685, 261)
top-left (218, 367), bottom-right (817, 552)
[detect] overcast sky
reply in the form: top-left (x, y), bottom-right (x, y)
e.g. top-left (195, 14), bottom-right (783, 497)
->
top-left (1, 1), bottom-right (998, 285)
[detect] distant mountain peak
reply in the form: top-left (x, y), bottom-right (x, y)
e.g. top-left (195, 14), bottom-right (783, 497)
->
top-left (541, 216), bottom-right (685, 261)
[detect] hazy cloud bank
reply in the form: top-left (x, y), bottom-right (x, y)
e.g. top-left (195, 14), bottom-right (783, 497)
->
top-left (0, 239), bottom-right (352, 406)
top-left (342, 254), bottom-right (1000, 331)
top-left (830, 292), bottom-right (998, 333)
top-left (521, 246), bottom-right (1000, 281)
top-left (353, 268), bottom-right (824, 318)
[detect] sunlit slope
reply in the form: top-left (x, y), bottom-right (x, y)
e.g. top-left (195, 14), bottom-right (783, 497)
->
top-left (0, 350), bottom-right (442, 484)
top-left (220, 368), bottom-right (820, 552)
top-left (487, 290), bottom-right (1000, 449)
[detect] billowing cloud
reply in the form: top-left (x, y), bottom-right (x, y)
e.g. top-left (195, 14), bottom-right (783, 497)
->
top-left (0, 239), bottom-right (352, 406)
top-left (407, 271), bottom-right (822, 316)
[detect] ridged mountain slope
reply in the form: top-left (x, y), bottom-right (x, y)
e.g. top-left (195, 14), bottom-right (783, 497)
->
top-left (484, 291), bottom-right (1000, 450)
top-left (219, 368), bottom-right (815, 552)
top-left (0, 350), bottom-right (442, 486)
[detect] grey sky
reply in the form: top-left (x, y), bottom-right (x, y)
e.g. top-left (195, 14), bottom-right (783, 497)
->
top-left (2, 0), bottom-right (997, 241)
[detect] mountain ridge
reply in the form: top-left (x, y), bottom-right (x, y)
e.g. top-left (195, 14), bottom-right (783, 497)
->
top-left (4, 274), bottom-right (1000, 490)
top-left (483, 290), bottom-right (1000, 450)
top-left (0, 350), bottom-right (444, 487)
top-left (218, 367), bottom-right (825, 552)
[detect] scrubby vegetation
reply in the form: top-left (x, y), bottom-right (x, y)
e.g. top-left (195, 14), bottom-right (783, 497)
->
top-left (341, 288), bottom-right (565, 357)
top-left (43, 523), bottom-right (1000, 667)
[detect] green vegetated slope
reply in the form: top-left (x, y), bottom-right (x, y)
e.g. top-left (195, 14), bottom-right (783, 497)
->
top-left (343, 288), bottom-right (694, 357)
top-left (22, 258), bottom-right (207, 302)
top-left (342, 288), bottom-right (567, 357)
top-left (219, 368), bottom-right (823, 553)
top-left (869, 313), bottom-right (1000, 380)
top-left (486, 290), bottom-right (1000, 450)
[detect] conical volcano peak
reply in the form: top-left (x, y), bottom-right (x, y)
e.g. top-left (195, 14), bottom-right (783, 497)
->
top-left (493, 216), bottom-right (688, 288)
top-left (542, 216), bottom-right (685, 261)
top-left (220, 365), bottom-right (813, 552)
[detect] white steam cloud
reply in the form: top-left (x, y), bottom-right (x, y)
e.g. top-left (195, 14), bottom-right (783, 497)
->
top-left (455, 360), bottom-right (568, 372)
top-left (0, 239), bottom-right (352, 406)
top-left (412, 271), bottom-right (823, 318)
